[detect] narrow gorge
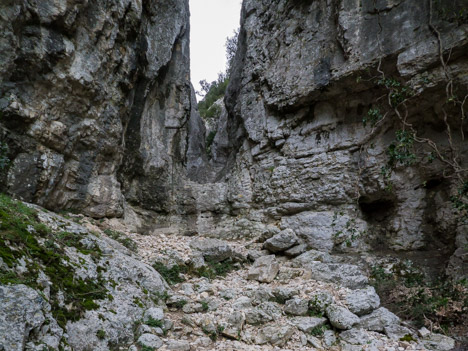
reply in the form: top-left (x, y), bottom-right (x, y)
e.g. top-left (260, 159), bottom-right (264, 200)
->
top-left (0, 0), bottom-right (467, 350)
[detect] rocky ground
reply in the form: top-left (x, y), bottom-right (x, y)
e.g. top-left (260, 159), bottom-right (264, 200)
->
top-left (0, 198), bottom-right (462, 350)
top-left (90, 216), bottom-right (458, 351)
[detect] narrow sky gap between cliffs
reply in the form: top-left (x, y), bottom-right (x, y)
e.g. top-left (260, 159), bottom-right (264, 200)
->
top-left (189, 0), bottom-right (242, 98)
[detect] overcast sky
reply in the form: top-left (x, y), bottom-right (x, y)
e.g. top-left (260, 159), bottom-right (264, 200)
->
top-left (190, 0), bottom-right (242, 98)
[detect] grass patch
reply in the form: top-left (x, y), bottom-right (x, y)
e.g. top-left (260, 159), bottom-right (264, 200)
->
top-left (201, 300), bottom-right (209, 312)
top-left (152, 262), bottom-right (188, 285)
top-left (103, 229), bottom-right (138, 252)
top-left (173, 299), bottom-right (188, 309)
top-left (96, 329), bottom-right (106, 339)
top-left (145, 316), bottom-right (163, 328)
top-left (152, 258), bottom-right (239, 286)
top-left (309, 324), bottom-right (330, 337)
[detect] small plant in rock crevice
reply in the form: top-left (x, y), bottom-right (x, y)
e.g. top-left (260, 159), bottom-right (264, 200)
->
top-left (96, 329), bottom-right (107, 340)
top-left (103, 228), bottom-right (138, 252)
top-left (145, 316), bottom-right (163, 328)
top-left (152, 258), bottom-right (239, 286)
top-left (309, 324), bottom-right (330, 337)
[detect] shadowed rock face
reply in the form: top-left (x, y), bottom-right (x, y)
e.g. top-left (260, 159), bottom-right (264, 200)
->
top-left (0, 0), bottom-right (207, 218)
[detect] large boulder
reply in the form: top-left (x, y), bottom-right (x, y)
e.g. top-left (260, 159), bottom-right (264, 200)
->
top-left (189, 238), bottom-right (234, 262)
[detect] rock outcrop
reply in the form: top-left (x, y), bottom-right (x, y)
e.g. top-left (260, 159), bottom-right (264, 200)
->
top-left (0, 0), bottom-right (207, 219)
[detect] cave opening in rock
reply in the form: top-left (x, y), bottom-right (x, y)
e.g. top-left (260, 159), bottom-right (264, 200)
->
top-left (189, 0), bottom-right (242, 97)
top-left (358, 196), bottom-right (396, 222)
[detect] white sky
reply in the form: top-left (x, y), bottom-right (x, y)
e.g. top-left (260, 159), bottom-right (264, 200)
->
top-left (190, 0), bottom-right (242, 97)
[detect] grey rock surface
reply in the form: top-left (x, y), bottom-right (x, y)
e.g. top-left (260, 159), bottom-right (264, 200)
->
top-left (306, 262), bottom-right (369, 289)
top-left (284, 244), bottom-right (308, 258)
top-left (339, 328), bottom-right (374, 345)
top-left (166, 339), bottom-right (191, 351)
top-left (263, 228), bottom-right (298, 253)
top-left (144, 307), bottom-right (165, 323)
top-left (255, 325), bottom-right (295, 346)
top-left (326, 305), bottom-right (360, 330)
top-left (189, 238), bottom-right (234, 262)
top-left (247, 255), bottom-right (280, 283)
top-left (0, 0), bottom-right (208, 221)
top-left (345, 286), bottom-right (380, 316)
top-left (423, 333), bottom-right (456, 351)
top-left (137, 334), bottom-right (163, 349)
top-left (291, 316), bottom-right (327, 333)
top-left (0, 285), bottom-right (49, 351)
top-left (0, 203), bottom-right (167, 350)
top-left (245, 308), bottom-right (274, 325)
top-left (384, 324), bottom-right (415, 341)
top-left (284, 297), bottom-right (309, 316)
top-left (358, 307), bottom-right (400, 332)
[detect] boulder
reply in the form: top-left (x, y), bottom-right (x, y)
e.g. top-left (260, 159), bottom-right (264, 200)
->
top-left (290, 250), bottom-right (333, 268)
top-left (284, 297), bottom-right (309, 316)
top-left (384, 324), bottom-right (415, 341)
top-left (423, 333), bottom-right (456, 351)
top-left (166, 340), bottom-right (191, 351)
top-left (291, 316), bottom-right (328, 333)
top-left (247, 255), bottom-right (280, 283)
top-left (358, 307), bottom-right (400, 332)
top-left (144, 307), bottom-right (164, 322)
top-left (306, 262), bottom-right (369, 289)
top-left (263, 228), bottom-right (298, 253)
top-left (255, 325), bottom-right (295, 346)
top-left (189, 238), bottom-right (234, 262)
top-left (284, 244), bottom-right (308, 257)
top-left (220, 311), bottom-right (245, 339)
top-left (137, 334), bottom-right (163, 349)
top-left (326, 305), bottom-right (360, 330)
top-left (345, 286), bottom-right (380, 316)
top-left (339, 328), bottom-right (373, 345)
top-left (245, 308), bottom-right (274, 325)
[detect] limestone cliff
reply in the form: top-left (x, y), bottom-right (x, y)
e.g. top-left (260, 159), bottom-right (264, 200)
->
top-left (210, 0), bottom-right (468, 279)
top-left (0, 0), bottom-right (207, 219)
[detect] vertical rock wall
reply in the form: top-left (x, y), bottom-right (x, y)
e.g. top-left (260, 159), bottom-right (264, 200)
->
top-left (211, 0), bottom-right (468, 278)
top-left (0, 0), bottom-right (207, 218)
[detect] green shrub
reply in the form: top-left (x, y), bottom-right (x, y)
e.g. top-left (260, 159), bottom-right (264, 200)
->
top-left (96, 329), bottom-right (106, 339)
top-left (152, 262), bottom-right (187, 285)
top-left (197, 74), bottom-right (229, 120)
top-left (145, 316), bottom-right (163, 328)
top-left (370, 262), bottom-right (468, 331)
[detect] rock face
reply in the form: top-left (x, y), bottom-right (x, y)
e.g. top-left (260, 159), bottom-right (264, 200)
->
top-left (210, 0), bottom-right (468, 277)
top-left (0, 0), bottom-right (207, 219)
